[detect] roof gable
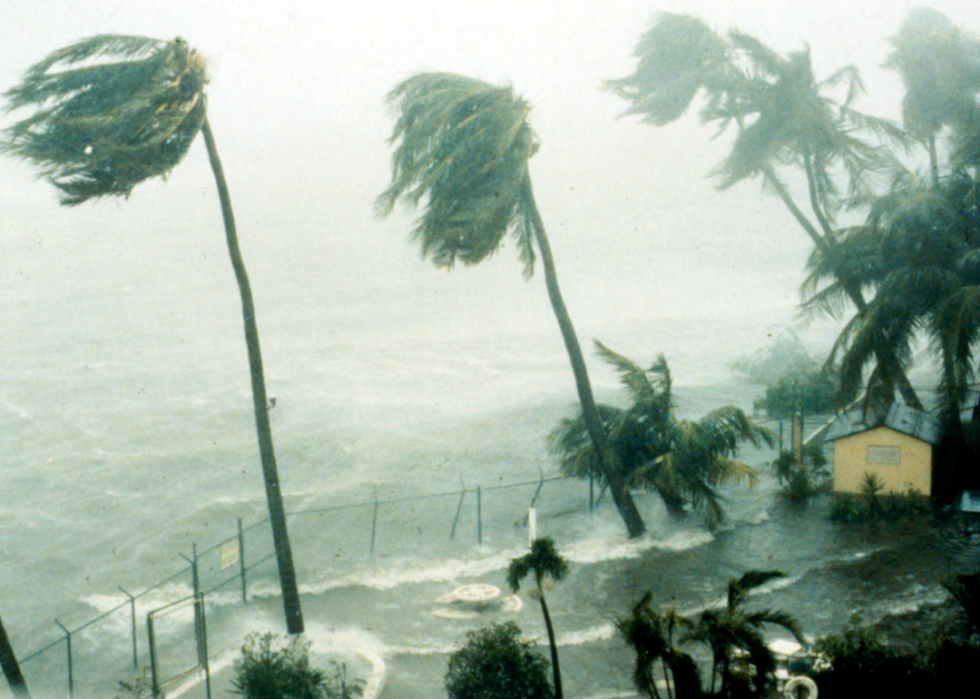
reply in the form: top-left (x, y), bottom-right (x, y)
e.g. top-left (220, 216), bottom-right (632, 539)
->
top-left (824, 403), bottom-right (943, 445)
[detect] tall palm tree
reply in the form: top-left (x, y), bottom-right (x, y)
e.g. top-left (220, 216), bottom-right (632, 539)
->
top-left (0, 613), bottom-right (29, 699)
top-left (616, 592), bottom-right (699, 699)
top-left (550, 342), bottom-right (770, 529)
top-left (690, 571), bottom-right (804, 698)
top-left (376, 72), bottom-right (646, 537)
top-left (507, 537), bottom-right (569, 699)
top-left (606, 13), bottom-right (923, 410)
top-left (1, 36), bottom-right (303, 633)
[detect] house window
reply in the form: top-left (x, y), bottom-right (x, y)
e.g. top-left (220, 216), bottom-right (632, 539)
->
top-left (867, 445), bottom-right (901, 465)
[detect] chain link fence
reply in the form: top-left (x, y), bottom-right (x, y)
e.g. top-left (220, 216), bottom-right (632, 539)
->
top-left (2, 474), bottom-right (592, 699)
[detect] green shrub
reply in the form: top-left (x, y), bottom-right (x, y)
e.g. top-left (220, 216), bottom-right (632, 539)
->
top-left (772, 444), bottom-right (829, 502)
top-left (230, 633), bottom-right (363, 699)
top-left (812, 616), bottom-right (927, 698)
top-left (827, 477), bottom-right (931, 524)
top-left (445, 622), bottom-right (554, 699)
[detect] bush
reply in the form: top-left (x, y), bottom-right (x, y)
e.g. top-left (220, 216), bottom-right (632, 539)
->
top-left (445, 622), bottom-right (554, 699)
top-left (812, 616), bottom-right (927, 698)
top-left (231, 633), bottom-right (363, 699)
top-left (827, 476), bottom-right (931, 524)
top-left (772, 444), bottom-right (828, 502)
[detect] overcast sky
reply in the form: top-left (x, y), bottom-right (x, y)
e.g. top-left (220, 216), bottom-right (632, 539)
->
top-left (1, 1), bottom-right (979, 358)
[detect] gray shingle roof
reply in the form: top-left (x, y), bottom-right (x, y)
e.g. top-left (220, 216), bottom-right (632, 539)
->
top-left (823, 403), bottom-right (943, 445)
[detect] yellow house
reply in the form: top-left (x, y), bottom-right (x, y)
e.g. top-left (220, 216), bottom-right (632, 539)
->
top-left (824, 403), bottom-right (942, 496)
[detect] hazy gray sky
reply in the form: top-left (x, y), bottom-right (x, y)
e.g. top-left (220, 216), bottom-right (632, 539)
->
top-left (1, 1), bottom-right (978, 361)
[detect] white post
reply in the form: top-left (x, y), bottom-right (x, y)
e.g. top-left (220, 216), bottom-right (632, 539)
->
top-left (528, 507), bottom-right (537, 545)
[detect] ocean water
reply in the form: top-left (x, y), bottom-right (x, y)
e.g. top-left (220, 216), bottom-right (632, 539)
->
top-left (1, 190), bottom-right (974, 699)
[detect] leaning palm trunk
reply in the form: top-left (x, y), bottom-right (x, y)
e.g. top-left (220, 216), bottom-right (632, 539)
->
top-left (525, 180), bottom-right (646, 537)
top-left (0, 613), bottom-right (29, 699)
top-left (1, 36), bottom-right (304, 634)
top-left (201, 119), bottom-right (304, 633)
top-left (538, 591), bottom-right (564, 699)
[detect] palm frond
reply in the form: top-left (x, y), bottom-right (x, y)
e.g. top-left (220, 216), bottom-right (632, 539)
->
top-left (2, 35), bottom-right (208, 205)
top-left (594, 340), bottom-right (660, 406)
top-left (376, 73), bottom-right (540, 277)
top-left (604, 13), bottom-right (731, 126)
top-left (507, 537), bottom-right (568, 593)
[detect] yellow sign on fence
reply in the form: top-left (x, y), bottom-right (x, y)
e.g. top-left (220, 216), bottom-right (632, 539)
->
top-left (220, 540), bottom-right (240, 570)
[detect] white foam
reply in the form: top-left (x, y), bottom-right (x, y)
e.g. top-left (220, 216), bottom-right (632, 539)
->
top-left (294, 548), bottom-right (526, 594)
top-left (563, 529), bottom-right (714, 564)
top-left (557, 622), bottom-right (616, 646)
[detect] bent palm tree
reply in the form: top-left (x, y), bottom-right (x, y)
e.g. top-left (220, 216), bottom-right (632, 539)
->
top-left (690, 571), bottom-right (803, 697)
top-left (507, 537), bottom-right (569, 699)
top-left (1, 35), bottom-right (303, 633)
top-left (377, 73), bottom-right (645, 537)
top-left (551, 342), bottom-right (770, 529)
top-left (606, 14), bottom-right (923, 410)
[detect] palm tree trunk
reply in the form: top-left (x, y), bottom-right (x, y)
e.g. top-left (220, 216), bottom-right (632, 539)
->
top-left (802, 151), bottom-right (835, 239)
top-left (538, 593), bottom-right (564, 699)
top-left (763, 167), bottom-right (924, 411)
top-left (0, 614), bottom-right (29, 699)
top-left (201, 118), bottom-right (304, 634)
top-left (928, 135), bottom-right (940, 189)
top-left (524, 177), bottom-right (646, 538)
top-left (720, 646), bottom-right (731, 697)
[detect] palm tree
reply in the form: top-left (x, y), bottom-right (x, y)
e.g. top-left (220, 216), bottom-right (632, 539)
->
top-left (803, 166), bottom-right (969, 415)
top-left (376, 73), bottom-right (646, 537)
top-left (550, 342), bottom-right (770, 529)
top-left (883, 8), bottom-right (980, 187)
top-left (0, 613), bottom-right (29, 699)
top-left (616, 592), bottom-right (699, 699)
top-left (1, 36), bottom-right (303, 633)
top-left (507, 537), bottom-right (569, 699)
top-left (606, 13), bottom-right (923, 410)
top-left (690, 571), bottom-right (804, 698)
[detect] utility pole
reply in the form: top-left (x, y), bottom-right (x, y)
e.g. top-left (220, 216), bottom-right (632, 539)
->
top-left (1, 612), bottom-right (30, 699)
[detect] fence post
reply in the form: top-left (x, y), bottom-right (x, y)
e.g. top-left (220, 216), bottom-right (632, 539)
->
top-left (180, 546), bottom-right (205, 666)
top-left (238, 519), bottom-right (247, 603)
top-left (369, 490), bottom-right (379, 555)
top-left (477, 486), bottom-right (482, 544)
top-left (449, 482), bottom-right (467, 540)
top-left (197, 595), bottom-right (212, 699)
top-left (589, 473), bottom-right (594, 514)
top-left (54, 620), bottom-right (72, 699)
top-left (147, 612), bottom-right (159, 699)
top-left (118, 587), bottom-right (138, 668)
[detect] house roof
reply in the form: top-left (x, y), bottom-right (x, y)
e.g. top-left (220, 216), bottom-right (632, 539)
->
top-left (823, 403), bottom-right (943, 446)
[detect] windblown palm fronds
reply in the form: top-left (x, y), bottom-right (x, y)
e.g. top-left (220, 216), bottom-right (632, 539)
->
top-left (550, 341), bottom-right (771, 529)
top-left (376, 72), bottom-right (540, 277)
top-left (690, 571), bottom-right (804, 696)
top-left (3, 35), bottom-right (207, 205)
